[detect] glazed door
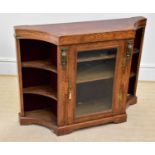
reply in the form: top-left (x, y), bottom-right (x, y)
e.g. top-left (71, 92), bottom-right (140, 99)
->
top-left (67, 41), bottom-right (128, 124)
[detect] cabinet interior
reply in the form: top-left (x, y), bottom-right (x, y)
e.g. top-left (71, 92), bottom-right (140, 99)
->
top-left (76, 79), bottom-right (113, 116)
top-left (75, 48), bottom-right (117, 117)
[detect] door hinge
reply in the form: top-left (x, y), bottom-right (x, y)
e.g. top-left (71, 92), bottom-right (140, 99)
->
top-left (121, 40), bottom-right (133, 71)
top-left (118, 87), bottom-right (123, 106)
top-left (68, 80), bottom-right (72, 100)
top-left (118, 91), bottom-right (123, 105)
top-left (126, 40), bottom-right (133, 59)
top-left (61, 48), bottom-right (68, 70)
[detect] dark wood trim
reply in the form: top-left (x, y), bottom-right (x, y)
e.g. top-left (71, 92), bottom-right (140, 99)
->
top-left (19, 112), bottom-right (127, 136)
top-left (55, 113), bottom-right (127, 136)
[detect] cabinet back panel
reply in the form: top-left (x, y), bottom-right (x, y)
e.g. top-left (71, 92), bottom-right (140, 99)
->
top-left (131, 53), bottom-right (139, 73)
top-left (134, 28), bottom-right (143, 50)
top-left (22, 68), bottom-right (57, 89)
top-left (24, 94), bottom-right (57, 115)
top-left (128, 76), bottom-right (136, 95)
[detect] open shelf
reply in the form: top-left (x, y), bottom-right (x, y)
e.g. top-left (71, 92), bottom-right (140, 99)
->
top-left (19, 39), bottom-right (58, 126)
top-left (23, 85), bottom-right (57, 100)
top-left (20, 39), bottom-right (57, 73)
top-left (22, 59), bottom-right (57, 73)
top-left (22, 68), bottom-right (57, 89)
top-left (23, 94), bottom-right (57, 112)
top-left (23, 94), bottom-right (57, 126)
top-left (127, 27), bottom-right (143, 97)
top-left (77, 61), bottom-right (114, 84)
top-left (24, 108), bottom-right (57, 129)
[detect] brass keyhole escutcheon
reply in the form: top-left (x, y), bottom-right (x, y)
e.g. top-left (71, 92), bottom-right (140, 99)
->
top-left (61, 48), bottom-right (68, 70)
top-left (126, 41), bottom-right (133, 58)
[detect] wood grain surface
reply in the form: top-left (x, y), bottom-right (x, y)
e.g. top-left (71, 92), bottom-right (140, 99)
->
top-left (15, 17), bottom-right (147, 45)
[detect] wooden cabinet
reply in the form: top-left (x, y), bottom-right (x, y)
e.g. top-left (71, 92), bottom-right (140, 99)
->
top-left (15, 17), bottom-right (147, 135)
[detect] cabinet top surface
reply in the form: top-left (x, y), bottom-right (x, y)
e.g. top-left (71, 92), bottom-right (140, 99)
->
top-left (15, 16), bottom-right (146, 45)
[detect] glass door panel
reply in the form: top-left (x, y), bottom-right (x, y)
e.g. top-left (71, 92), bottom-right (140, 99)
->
top-left (75, 48), bottom-right (117, 117)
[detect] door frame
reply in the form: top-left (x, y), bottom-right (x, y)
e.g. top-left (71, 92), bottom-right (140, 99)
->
top-left (67, 40), bottom-right (126, 124)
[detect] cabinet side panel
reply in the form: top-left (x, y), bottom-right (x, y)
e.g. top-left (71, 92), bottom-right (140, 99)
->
top-left (16, 39), bottom-right (24, 116)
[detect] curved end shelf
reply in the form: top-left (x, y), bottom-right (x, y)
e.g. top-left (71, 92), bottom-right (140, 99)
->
top-left (22, 60), bottom-right (57, 73)
top-left (15, 28), bottom-right (58, 45)
top-left (23, 85), bottom-right (57, 100)
top-left (19, 110), bottom-right (57, 131)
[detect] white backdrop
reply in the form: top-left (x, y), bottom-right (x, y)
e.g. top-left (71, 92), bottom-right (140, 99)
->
top-left (0, 13), bottom-right (155, 80)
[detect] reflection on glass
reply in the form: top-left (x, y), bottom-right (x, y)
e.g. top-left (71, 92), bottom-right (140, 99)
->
top-left (76, 48), bottom-right (117, 116)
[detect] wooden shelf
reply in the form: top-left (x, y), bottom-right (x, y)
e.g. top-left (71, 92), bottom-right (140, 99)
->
top-left (23, 85), bottom-right (57, 100)
top-left (22, 59), bottom-right (57, 73)
top-left (130, 72), bottom-right (136, 78)
top-left (77, 62), bottom-right (114, 84)
top-left (24, 108), bottom-right (57, 128)
top-left (77, 54), bottom-right (115, 63)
